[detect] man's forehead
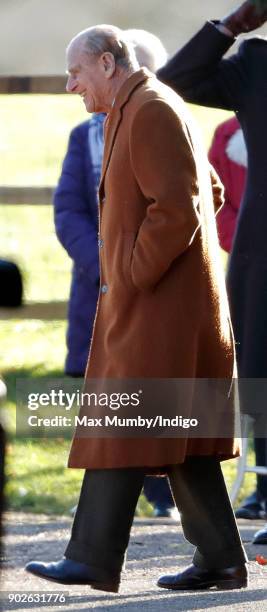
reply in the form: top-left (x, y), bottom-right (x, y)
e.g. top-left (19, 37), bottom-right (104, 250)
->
top-left (67, 43), bottom-right (88, 71)
top-left (67, 40), bottom-right (82, 60)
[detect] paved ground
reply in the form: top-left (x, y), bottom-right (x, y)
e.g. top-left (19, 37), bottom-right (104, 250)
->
top-left (1, 512), bottom-right (267, 612)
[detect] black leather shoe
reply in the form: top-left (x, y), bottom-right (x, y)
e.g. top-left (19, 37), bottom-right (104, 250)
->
top-left (157, 563), bottom-right (248, 591)
top-left (253, 524), bottom-right (267, 545)
top-left (25, 558), bottom-right (120, 593)
top-left (235, 491), bottom-right (265, 520)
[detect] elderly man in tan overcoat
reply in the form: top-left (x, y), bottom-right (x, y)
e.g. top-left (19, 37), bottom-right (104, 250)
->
top-left (26, 25), bottom-right (247, 593)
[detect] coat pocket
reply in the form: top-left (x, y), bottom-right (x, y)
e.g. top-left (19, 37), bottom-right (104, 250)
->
top-left (122, 231), bottom-right (137, 291)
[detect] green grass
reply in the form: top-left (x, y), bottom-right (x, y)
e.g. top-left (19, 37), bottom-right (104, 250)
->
top-left (0, 95), bottom-right (86, 186)
top-left (0, 95), bottom-right (255, 515)
top-left (5, 438), bottom-right (81, 514)
top-left (0, 206), bottom-right (71, 302)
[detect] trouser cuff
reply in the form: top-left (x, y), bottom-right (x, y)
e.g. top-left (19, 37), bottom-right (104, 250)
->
top-left (193, 545), bottom-right (248, 570)
top-left (65, 540), bottom-right (123, 580)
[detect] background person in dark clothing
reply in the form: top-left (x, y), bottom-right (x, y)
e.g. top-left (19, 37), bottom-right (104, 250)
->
top-left (158, 0), bottom-right (267, 542)
top-left (0, 379), bottom-right (7, 564)
top-left (209, 116), bottom-right (267, 519)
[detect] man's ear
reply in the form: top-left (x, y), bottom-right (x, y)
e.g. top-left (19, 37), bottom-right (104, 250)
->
top-left (101, 52), bottom-right (116, 78)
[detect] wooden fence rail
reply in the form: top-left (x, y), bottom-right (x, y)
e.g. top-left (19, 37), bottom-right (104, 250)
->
top-left (0, 187), bottom-right (54, 205)
top-left (0, 302), bottom-right (67, 321)
top-left (0, 76), bottom-right (66, 94)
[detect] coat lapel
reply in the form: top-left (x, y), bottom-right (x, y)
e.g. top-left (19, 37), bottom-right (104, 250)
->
top-left (99, 107), bottom-right (122, 199)
top-left (99, 68), bottom-right (151, 200)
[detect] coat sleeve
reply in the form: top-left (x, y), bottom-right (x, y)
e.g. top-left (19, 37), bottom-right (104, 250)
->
top-left (157, 22), bottom-right (248, 111)
top-left (53, 125), bottom-right (99, 285)
top-left (129, 99), bottom-right (200, 291)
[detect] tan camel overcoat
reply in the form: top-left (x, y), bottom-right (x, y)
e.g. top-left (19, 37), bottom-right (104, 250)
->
top-left (68, 68), bottom-right (240, 470)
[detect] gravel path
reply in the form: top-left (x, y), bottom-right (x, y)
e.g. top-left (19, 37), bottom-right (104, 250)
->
top-left (1, 512), bottom-right (267, 611)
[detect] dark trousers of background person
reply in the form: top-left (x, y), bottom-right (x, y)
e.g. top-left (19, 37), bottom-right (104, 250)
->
top-left (252, 409), bottom-right (267, 504)
top-left (65, 456), bottom-right (246, 581)
top-left (238, 379), bottom-right (267, 509)
top-left (0, 425), bottom-right (5, 561)
top-left (143, 475), bottom-right (174, 510)
top-left (255, 437), bottom-right (267, 501)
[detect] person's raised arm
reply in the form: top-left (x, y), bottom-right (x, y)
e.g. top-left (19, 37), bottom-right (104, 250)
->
top-left (220, 0), bottom-right (267, 37)
top-left (158, 1), bottom-right (267, 111)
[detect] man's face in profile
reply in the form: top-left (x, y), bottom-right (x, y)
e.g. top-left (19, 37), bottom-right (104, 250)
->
top-left (66, 40), bottom-right (108, 114)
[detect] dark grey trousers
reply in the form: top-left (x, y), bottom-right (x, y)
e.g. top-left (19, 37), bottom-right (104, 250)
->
top-left (65, 456), bottom-right (247, 581)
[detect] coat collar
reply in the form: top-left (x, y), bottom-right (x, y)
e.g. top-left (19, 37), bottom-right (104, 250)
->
top-left (99, 68), bottom-right (151, 199)
top-left (111, 67), bottom-right (151, 111)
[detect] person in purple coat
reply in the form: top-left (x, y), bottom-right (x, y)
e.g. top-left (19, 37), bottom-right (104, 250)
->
top-left (54, 29), bottom-right (177, 519)
top-left (54, 113), bottom-right (105, 376)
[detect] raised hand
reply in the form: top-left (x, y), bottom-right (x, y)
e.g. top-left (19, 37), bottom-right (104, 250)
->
top-left (221, 0), bottom-right (267, 36)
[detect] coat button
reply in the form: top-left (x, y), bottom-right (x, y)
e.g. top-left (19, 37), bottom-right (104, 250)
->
top-left (101, 284), bottom-right (108, 294)
top-left (98, 238), bottom-right (104, 248)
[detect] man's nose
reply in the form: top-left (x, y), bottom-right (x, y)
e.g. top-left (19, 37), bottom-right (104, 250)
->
top-left (66, 77), bottom-right (77, 93)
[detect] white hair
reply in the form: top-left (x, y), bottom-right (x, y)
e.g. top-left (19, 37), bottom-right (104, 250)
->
top-left (69, 25), bottom-right (139, 71)
top-left (124, 29), bottom-right (168, 73)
